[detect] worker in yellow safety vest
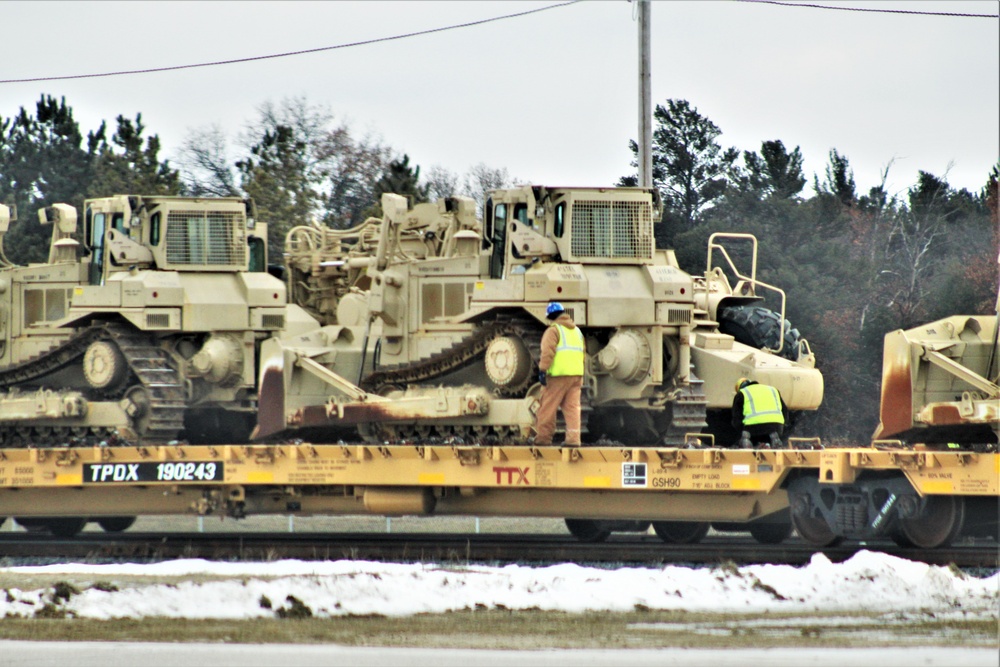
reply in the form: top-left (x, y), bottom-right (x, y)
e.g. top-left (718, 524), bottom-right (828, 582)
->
top-left (533, 302), bottom-right (585, 446)
top-left (731, 378), bottom-right (788, 448)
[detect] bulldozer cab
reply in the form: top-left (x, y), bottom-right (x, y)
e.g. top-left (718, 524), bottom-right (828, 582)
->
top-left (485, 186), bottom-right (662, 279)
top-left (81, 195), bottom-right (267, 286)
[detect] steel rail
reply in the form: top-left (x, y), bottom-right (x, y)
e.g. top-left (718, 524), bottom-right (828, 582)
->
top-left (0, 532), bottom-right (995, 569)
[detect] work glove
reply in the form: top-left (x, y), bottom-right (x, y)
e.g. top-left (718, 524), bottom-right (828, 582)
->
top-left (538, 371), bottom-right (547, 386)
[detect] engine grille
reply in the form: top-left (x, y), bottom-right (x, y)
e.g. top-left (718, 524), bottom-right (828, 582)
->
top-left (145, 313), bottom-right (171, 329)
top-left (665, 307), bottom-right (691, 325)
top-left (261, 314), bottom-right (285, 329)
top-left (570, 200), bottom-right (654, 260)
top-left (165, 210), bottom-right (246, 266)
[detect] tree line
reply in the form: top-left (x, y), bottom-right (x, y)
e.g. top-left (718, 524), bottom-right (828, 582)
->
top-left (1, 94), bottom-right (996, 443)
top-left (0, 95), bottom-right (514, 259)
top-left (620, 99), bottom-right (997, 443)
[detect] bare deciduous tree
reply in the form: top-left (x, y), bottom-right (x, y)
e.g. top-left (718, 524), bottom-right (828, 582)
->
top-left (424, 165), bottom-right (460, 202)
top-left (462, 163), bottom-right (516, 215)
top-left (176, 96), bottom-right (396, 240)
top-left (176, 124), bottom-right (239, 197)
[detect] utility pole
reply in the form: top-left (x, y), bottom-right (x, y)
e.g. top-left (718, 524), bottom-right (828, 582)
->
top-left (637, 0), bottom-right (652, 189)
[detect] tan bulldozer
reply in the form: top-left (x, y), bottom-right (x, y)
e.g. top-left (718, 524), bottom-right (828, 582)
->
top-left (0, 195), bottom-right (313, 445)
top-left (256, 186), bottom-right (823, 446)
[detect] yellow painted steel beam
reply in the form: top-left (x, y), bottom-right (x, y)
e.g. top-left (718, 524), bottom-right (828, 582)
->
top-left (0, 444), bottom-right (815, 494)
top-left (0, 445), bottom-right (995, 522)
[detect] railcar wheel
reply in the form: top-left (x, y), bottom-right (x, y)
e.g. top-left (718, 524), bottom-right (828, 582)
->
top-left (889, 532), bottom-right (916, 548)
top-left (95, 516), bottom-right (137, 533)
top-left (748, 520), bottom-right (793, 545)
top-left (652, 521), bottom-right (709, 544)
top-left (790, 511), bottom-right (842, 547)
top-left (564, 519), bottom-right (612, 543)
top-left (47, 518), bottom-right (87, 537)
top-left (895, 496), bottom-right (965, 549)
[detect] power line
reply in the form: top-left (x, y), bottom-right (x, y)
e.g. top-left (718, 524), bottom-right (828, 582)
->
top-left (2, 0), bottom-right (993, 85)
top-left (736, 0), bottom-right (998, 19)
top-left (0, 1), bottom-right (579, 85)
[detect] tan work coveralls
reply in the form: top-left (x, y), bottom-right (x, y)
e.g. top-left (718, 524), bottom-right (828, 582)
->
top-left (533, 315), bottom-right (583, 446)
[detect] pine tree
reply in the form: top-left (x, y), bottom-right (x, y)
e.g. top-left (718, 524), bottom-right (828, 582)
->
top-left (621, 99), bottom-right (738, 246)
top-left (0, 96), bottom-right (93, 263)
top-left (87, 114), bottom-right (181, 197)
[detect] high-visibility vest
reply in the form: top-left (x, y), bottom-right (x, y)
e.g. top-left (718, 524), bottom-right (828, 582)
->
top-left (741, 384), bottom-right (785, 425)
top-left (548, 323), bottom-right (585, 377)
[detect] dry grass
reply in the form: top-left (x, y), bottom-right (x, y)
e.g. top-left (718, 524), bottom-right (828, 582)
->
top-left (0, 610), bottom-right (996, 649)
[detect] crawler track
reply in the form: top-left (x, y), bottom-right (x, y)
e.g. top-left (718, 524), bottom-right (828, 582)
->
top-left (0, 532), bottom-right (995, 568)
top-left (0, 323), bottom-right (186, 446)
top-left (362, 316), bottom-right (544, 397)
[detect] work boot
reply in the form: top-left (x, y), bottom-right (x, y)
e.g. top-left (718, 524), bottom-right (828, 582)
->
top-left (769, 432), bottom-right (783, 449)
top-left (737, 431), bottom-right (752, 449)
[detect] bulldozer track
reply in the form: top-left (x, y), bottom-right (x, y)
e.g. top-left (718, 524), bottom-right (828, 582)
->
top-left (362, 315), bottom-right (546, 397)
top-left (0, 328), bottom-right (103, 389)
top-left (360, 314), bottom-right (709, 446)
top-left (662, 371), bottom-right (709, 446)
top-left (0, 323), bottom-right (186, 446)
top-left (106, 327), bottom-right (186, 443)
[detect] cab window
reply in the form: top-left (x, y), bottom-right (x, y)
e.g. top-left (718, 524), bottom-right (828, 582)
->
top-left (89, 211), bottom-right (106, 285)
top-left (483, 198), bottom-right (494, 250)
top-left (248, 237), bottom-right (266, 272)
top-left (84, 207), bottom-right (93, 250)
top-left (513, 203), bottom-right (529, 226)
top-left (150, 212), bottom-right (161, 246)
top-left (489, 203), bottom-right (507, 279)
top-left (554, 203), bottom-right (566, 238)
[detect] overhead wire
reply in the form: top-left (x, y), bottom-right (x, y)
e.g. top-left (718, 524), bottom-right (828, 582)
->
top-left (0, 1), bottom-right (580, 85)
top-left (735, 0), bottom-right (997, 19)
top-left (1, 0), bottom-right (994, 85)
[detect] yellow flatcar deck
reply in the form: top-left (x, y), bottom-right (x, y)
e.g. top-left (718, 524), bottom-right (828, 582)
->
top-left (0, 443), bottom-right (995, 521)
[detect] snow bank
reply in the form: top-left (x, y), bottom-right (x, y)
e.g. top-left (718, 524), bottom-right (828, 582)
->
top-left (1, 551), bottom-right (996, 620)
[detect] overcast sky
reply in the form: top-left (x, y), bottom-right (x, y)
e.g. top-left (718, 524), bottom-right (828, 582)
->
top-left (1, 1), bottom-right (997, 199)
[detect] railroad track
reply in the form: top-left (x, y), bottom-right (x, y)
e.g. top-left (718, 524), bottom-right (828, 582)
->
top-left (0, 532), bottom-right (995, 569)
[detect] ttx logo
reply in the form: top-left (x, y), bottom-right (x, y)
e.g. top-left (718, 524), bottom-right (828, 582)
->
top-left (492, 466), bottom-right (530, 485)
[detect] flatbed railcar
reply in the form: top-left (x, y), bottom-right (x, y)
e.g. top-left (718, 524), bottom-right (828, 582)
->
top-left (0, 196), bottom-right (995, 551)
top-left (1, 440), bottom-right (995, 549)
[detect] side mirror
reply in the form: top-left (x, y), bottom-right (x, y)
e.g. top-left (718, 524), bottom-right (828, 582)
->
top-left (244, 198), bottom-right (258, 229)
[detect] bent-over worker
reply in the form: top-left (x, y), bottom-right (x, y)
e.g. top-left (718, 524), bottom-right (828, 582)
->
top-left (533, 302), bottom-right (584, 446)
top-left (731, 378), bottom-right (788, 448)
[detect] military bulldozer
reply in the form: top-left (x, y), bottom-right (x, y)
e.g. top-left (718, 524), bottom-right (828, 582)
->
top-left (786, 255), bottom-right (999, 550)
top-left (256, 186), bottom-right (823, 446)
top-left (872, 271), bottom-right (999, 451)
top-left (0, 195), bottom-right (313, 445)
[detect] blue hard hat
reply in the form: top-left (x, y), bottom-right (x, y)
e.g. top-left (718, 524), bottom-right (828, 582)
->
top-left (546, 302), bottom-right (565, 319)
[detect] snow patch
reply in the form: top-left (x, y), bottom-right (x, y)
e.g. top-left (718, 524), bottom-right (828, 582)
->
top-left (1, 550), bottom-right (996, 620)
